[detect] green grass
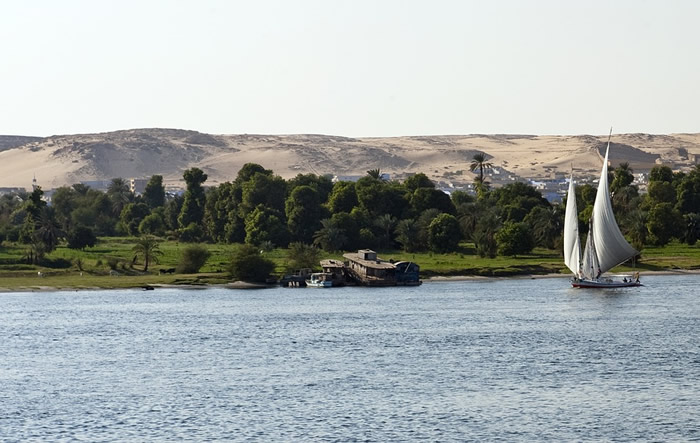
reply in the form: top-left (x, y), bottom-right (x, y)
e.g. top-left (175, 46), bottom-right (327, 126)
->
top-left (1, 238), bottom-right (699, 290)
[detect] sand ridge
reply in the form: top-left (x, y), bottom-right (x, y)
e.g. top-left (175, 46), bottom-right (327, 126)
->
top-left (1, 129), bottom-right (699, 189)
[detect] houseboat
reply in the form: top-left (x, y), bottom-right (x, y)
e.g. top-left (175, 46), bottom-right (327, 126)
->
top-left (320, 259), bottom-right (348, 287)
top-left (343, 249), bottom-right (421, 286)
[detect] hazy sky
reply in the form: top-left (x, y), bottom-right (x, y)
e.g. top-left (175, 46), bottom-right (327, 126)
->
top-left (2, 0), bottom-right (698, 137)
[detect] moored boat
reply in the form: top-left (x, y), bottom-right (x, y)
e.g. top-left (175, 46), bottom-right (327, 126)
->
top-left (306, 272), bottom-right (333, 288)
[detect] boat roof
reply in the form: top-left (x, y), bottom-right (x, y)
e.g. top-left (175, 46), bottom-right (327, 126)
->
top-left (342, 252), bottom-right (396, 270)
top-left (320, 259), bottom-right (345, 268)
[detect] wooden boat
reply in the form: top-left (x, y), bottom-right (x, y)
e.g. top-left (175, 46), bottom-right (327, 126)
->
top-left (564, 129), bottom-right (641, 288)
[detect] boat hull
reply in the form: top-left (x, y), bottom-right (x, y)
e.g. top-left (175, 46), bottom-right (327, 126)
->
top-left (572, 278), bottom-right (642, 288)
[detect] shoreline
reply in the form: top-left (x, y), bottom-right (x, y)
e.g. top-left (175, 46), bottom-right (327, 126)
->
top-left (1, 269), bottom-right (699, 293)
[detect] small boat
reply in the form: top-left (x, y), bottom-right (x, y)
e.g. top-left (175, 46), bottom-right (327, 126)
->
top-left (564, 129), bottom-right (642, 288)
top-left (306, 272), bottom-right (333, 288)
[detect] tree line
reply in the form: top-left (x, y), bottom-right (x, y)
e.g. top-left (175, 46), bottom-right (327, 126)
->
top-left (1, 159), bottom-right (699, 266)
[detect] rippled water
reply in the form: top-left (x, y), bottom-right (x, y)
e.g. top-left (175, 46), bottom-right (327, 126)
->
top-left (1, 275), bottom-right (699, 441)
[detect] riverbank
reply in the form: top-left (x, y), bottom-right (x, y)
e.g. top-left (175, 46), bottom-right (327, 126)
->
top-left (2, 269), bottom-right (700, 293)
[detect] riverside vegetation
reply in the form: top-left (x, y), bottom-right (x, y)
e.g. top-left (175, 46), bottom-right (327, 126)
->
top-left (1, 161), bottom-right (700, 288)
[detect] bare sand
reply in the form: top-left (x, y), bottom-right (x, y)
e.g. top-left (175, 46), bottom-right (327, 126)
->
top-left (2, 130), bottom-right (699, 189)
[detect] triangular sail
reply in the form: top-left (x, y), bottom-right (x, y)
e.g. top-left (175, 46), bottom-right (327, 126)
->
top-left (590, 140), bottom-right (638, 274)
top-left (563, 175), bottom-right (581, 276)
top-left (581, 220), bottom-right (599, 279)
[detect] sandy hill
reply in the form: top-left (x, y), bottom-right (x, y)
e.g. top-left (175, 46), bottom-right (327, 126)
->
top-left (0, 129), bottom-right (699, 190)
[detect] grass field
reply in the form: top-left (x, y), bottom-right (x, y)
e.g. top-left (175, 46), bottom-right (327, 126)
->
top-left (1, 238), bottom-right (699, 290)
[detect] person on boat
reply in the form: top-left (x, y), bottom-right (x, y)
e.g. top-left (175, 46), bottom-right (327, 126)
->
top-left (596, 269), bottom-right (601, 279)
top-left (623, 277), bottom-right (627, 283)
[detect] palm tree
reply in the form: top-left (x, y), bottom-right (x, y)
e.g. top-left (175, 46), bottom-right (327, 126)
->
top-left (525, 206), bottom-right (563, 249)
top-left (469, 153), bottom-right (493, 184)
top-left (132, 236), bottom-right (163, 272)
top-left (374, 213), bottom-right (397, 249)
top-left (623, 209), bottom-right (648, 251)
top-left (108, 178), bottom-right (132, 216)
top-left (313, 219), bottom-right (347, 252)
top-left (34, 207), bottom-right (64, 253)
top-left (366, 168), bottom-right (383, 180)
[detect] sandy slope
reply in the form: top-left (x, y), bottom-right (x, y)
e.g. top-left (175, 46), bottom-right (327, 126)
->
top-left (1, 129), bottom-right (698, 189)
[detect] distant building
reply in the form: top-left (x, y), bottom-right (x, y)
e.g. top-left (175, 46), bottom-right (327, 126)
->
top-left (130, 178), bottom-right (149, 194)
top-left (81, 180), bottom-right (112, 192)
top-left (332, 173), bottom-right (390, 183)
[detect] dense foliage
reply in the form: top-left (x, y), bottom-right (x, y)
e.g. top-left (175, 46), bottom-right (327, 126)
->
top-left (2, 161), bottom-right (700, 268)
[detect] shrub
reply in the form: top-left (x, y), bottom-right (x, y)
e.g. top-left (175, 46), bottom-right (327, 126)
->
top-left (106, 257), bottom-right (119, 270)
top-left (229, 244), bottom-right (276, 282)
top-left (287, 242), bottom-right (320, 271)
top-left (176, 245), bottom-right (211, 274)
top-left (495, 221), bottom-right (535, 257)
top-left (67, 226), bottom-right (97, 250)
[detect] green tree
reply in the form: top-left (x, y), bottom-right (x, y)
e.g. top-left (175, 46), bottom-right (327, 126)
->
top-left (143, 175), bottom-right (165, 208)
top-left (649, 165), bottom-right (674, 183)
top-left (107, 178), bottom-right (133, 217)
top-left (427, 213), bottom-right (461, 253)
top-left (131, 236), bottom-right (163, 272)
top-left (34, 207), bottom-right (64, 254)
top-left (176, 244), bottom-right (211, 273)
top-left (235, 163), bottom-right (272, 184)
top-left (403, 173), bottom-right (434, 193)
top-left (366, 168), bottom-right (384, 180)
top-left (285, 185), bottom-right (323, 243)
top-left (313, 218), bottom-right (348, 252)
top-left (178, 167), bottom-right (208, 228)
top-left (623, 209), bottom-right (648, 251)
top-left (120, 202), bottom-right (151, 236)
top-left (139, 212), bottom-right (166, 236)
top-left (647, 202), bottom-right (684, 246)
top-left (244, 205), bottom-right (287, 246)
top-left (286, 173), bottom-right (333, 203)
top-left (240, 172), bottom-right (287, 217)
top-left (375, 213), bottom-right (397, 249)
top-left (327, 181), bottom-right (358, 214)
top-left (523, 205), bottom-right (563, 249)
top-left (451, 190), bottom-right (474, 207)
top-left (683, 213), bottom-right (700, 245)
top-left (676, 166), bottom-right (700, 215)
top-left (610, 162), bottom-right (634, 193)
top-left (67, 225), bottom-right (97, 250)
top-left (229, 244), bottom-right (276, 282)
top-left (473, 212), bottom-right (500, 258)
top-left (495, 221), bottom-right (535, 257)
top-left (647, 181), bottom-right (676, 205)
top-left (469, 153), bottom-right (493, 184)
top-left (410, 188), bottom-right (455, 216)
top-left (395, 218), bottom-right (420, 252)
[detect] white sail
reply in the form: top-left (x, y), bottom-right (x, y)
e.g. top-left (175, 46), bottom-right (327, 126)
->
top-left (581, 220), bottom-right (599, 279)
top-left (588, 142), bottom-right (638, 274)
top-left (563, 175), bottom-right (581, 276)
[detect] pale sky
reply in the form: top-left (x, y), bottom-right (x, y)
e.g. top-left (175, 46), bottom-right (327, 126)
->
top-left (1, 0), bottom-right (698, 137)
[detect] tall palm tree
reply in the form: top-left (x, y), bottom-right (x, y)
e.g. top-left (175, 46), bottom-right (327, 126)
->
top-left (108, 178), bottom-right (132, 216)
top-left (374, 213), bottom-right (397, 249)
top-left (132, 236), bottom-right (163, 272)
top-left (34, 207), bottom-right (64, 253)
top-left (469, 153), bottom-right (493, 184)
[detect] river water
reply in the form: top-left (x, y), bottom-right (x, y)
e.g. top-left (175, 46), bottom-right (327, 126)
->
top-left (1, 275), bottom-right (698, 441)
